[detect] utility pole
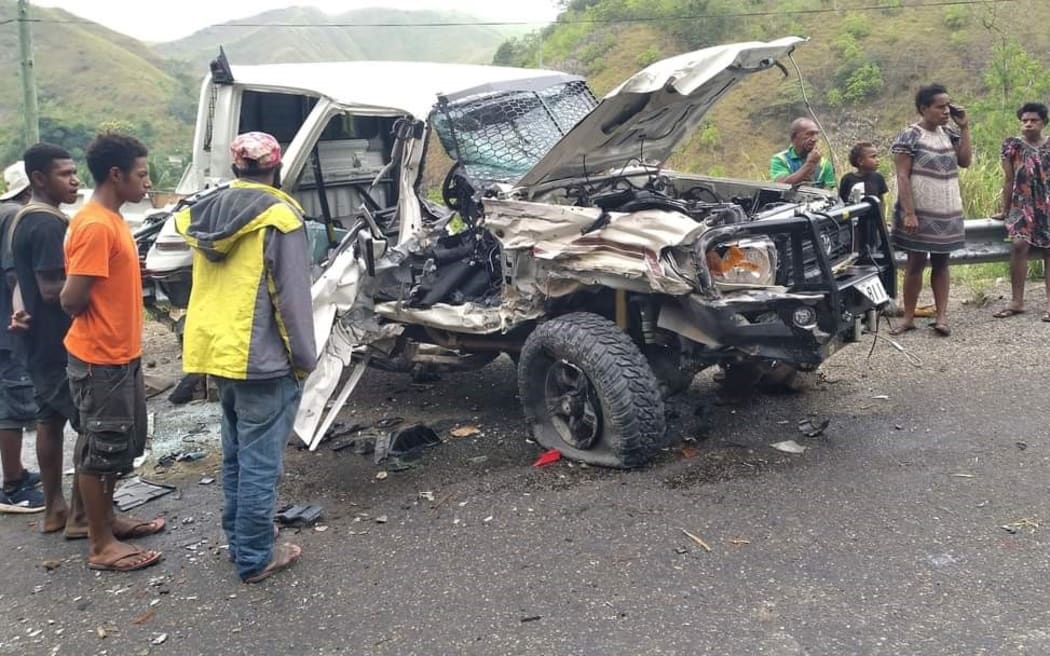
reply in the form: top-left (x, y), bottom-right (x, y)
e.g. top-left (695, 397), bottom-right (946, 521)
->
top-left (18, 0), bottom-right (40, 147)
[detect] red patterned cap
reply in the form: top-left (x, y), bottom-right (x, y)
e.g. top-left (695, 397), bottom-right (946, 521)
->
top-left (230, 131), bottom-right (281, 170)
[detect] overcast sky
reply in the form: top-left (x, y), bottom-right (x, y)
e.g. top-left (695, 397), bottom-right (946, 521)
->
top-left (31, 0), bottom-right (562, 43)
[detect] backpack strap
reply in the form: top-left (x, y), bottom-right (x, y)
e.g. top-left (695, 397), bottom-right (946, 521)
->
top-left (4, 202), bottom-right (68, 265)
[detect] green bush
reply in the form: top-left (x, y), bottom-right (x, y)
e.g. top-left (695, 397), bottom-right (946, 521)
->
top-left (842, 63), bottom-right (884, 103)
top-left (636, 46), bottom-right (662, 67)
top-left (697, 122), bottom-right (721, 149)
top-left (842, 13), bottom-right (871, 39)
top-left (943, 6), bottom-right (969, 30)
top-left (831, 33), bottom-right (862, 63)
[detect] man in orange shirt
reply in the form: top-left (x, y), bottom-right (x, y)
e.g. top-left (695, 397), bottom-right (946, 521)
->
top-left (60, 133), bottom-right (163, 572)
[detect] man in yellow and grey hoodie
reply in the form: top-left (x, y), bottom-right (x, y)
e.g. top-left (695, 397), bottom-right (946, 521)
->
top-left (176, 131), bottom-right (315, 584)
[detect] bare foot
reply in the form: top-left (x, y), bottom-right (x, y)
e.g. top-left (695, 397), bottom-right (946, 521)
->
top-left (243, 543), bottom-right (302, 583)
top-left (41, 507), bottom-right (69, 534)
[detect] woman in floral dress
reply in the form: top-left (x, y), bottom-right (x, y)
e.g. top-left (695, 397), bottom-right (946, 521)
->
top-left (992, 102), bottom-right (1050, 320)
top-left (890, 84), bottom-right (972, 336)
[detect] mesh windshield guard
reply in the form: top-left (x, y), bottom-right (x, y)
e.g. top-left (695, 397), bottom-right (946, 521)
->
top-left (433, 80), bottom-right (597, 187)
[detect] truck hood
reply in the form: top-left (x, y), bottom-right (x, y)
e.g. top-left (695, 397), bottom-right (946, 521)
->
top-left (517, 36), bottom-right (805, 189)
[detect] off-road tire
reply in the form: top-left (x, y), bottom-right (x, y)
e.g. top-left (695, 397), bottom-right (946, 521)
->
top-left (517, 312), bottom-right (666, 468)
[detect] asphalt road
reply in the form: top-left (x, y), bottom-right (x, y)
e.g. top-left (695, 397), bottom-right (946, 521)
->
top-left (2, 284), bottom-right (1049, 656)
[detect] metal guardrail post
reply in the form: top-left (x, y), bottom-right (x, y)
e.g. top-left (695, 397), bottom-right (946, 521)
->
top-left (892, 218), bottom-right (1026, 266)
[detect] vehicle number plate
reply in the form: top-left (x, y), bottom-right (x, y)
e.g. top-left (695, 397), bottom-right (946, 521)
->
top-left (856, 276), bottom-right (889, 305)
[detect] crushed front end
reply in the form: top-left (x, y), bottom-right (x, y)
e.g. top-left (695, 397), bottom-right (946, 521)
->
top-left (677, 195), bottom-right (895, 366)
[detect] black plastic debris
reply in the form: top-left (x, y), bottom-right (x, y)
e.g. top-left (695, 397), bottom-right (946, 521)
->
top-left (168, 374), bottom-right (204, 405)
top-left (373, 417), bottom-right (405, 430)
top-left (797, 418), bottom-right (830, 438)
top-left (113, 477), bottom-right (177, 511)
top-left (332, 432), bottom-right (378, 455)
top-left (275, 504), bottom-right (324, 527)
top-left (373, 424), bottom-right (441, 464)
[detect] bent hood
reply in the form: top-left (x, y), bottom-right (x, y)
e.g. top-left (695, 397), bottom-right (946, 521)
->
top-left (175, 180), bottom-right (305, 261)
top-left (518, 36), bottom-right (805, 188)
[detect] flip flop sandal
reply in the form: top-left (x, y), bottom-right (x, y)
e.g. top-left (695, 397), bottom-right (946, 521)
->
top-left (888, 324), bottom-right (917, 336)
top-left (64, 517), bottom-right (167, 541)
top-left (993, 308), bottom-right (1025, 318)
top-left (243, 543), bottom-right (302, 584)
top-left (931, 323), bottom-right (952, 337)
top-left (116, 517), bottom-right (167, 539)
top-left (87, 549), bottom-right (163, 572)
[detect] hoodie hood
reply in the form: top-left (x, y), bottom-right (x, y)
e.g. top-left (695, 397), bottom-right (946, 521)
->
top-left (175, 180), bottom-right (304, 262)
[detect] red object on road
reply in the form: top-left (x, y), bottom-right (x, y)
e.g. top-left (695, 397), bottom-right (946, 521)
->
top-left (532, 449), bottom-right (562, 467)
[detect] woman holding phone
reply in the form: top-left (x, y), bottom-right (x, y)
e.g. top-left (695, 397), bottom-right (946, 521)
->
top-left (890, 83), bottom-right (972, 336)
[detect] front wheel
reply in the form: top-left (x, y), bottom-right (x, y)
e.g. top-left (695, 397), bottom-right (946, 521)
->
top-left (517, 312), bottom-right (666, 468)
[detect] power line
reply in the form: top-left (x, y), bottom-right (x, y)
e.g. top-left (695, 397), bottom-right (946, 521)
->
top-left (0, 0), bottom-right (1018, 30)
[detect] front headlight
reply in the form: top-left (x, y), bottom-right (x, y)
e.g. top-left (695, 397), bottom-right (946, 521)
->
top-left (705, 237), bottom-right (778, 287)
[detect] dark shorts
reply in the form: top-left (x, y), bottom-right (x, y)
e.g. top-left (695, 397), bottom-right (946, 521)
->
top-left (28, 362), bottom-right (79, 432)
top-left (0, 351), bottom-right (36, 431)
top-left (67, 355), bottom-right (147, 477)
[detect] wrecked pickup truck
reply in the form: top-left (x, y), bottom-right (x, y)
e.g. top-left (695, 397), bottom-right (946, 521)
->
top-left (146, 36), bottom-right (895, 468)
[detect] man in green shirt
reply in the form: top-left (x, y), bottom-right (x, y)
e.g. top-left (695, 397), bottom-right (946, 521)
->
top-left (769, 117), bottom-right (835, 188)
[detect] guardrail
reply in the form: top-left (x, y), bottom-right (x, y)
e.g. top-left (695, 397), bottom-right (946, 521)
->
top-left (893, 218), bottom-right (1015, 265)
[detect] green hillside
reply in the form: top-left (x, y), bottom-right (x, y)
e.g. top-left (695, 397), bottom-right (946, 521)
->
top-left (156, 7), bottom-right (529, 68)
top-left (0, 0), bottom-right (197, 181)
top-left (494, 0), bottom-right (1050, 216)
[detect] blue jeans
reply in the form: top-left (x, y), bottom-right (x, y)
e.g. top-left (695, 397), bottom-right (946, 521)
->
top-left (217, 375), bottom-right (302, 580)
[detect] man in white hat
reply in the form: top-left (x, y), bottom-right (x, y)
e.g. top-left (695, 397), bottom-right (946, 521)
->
top-left (0, 162), bottom-right (43, 512)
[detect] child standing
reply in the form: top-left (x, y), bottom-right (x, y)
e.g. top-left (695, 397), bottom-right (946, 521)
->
top-left (838, 141), bottom-right (889, 205)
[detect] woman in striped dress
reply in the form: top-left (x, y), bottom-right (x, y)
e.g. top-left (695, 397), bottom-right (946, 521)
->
top-left (890, 84), bottom-right (972, 337)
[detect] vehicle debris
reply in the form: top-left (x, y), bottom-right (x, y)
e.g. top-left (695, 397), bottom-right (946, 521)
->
top-left (770, 440), bottom-right (808, 454)
top-left (1000, 518), bottom-right (1040, 534)
top-left (41, 560), bottom-right (62, 571)
top-left (680, 529), bottom-right (712, 552)
top-left (199, 477), bottom-right (215, 485)
top-left (449, 425), bottom-right (481, 439)
top-left (112, 478), bottom-right (176, 511)
top-left (797, 418), bottom-right (829, 438)
top-left (151, 633), bottom-right (168, 645)
top-left (275, 504), bottom-right (324, 527)
top-left (532, 449), bottom-right (562, 467)
top-left (374, 424), bottom-right (441, 464)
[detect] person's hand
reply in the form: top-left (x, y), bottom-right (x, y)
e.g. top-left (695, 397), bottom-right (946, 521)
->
top-left (951, 104), bottom-right (969, 129)
top-left (903, 212), bottom-right (920, 234)
top-left (804, 145), bottom-right (822, 167)
top-left (9, 310), bottom-right (30, 332)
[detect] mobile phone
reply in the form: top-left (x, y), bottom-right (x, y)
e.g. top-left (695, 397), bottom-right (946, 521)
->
top-left (949, 104), bottom-right (962, 118)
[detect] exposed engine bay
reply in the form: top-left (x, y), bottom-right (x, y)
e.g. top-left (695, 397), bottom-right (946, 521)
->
top-left (372, 164), bottom-right (836, 313)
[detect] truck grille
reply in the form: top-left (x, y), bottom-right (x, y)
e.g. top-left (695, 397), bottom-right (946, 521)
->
top-left (775, 216), bottom-right (855, 285)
